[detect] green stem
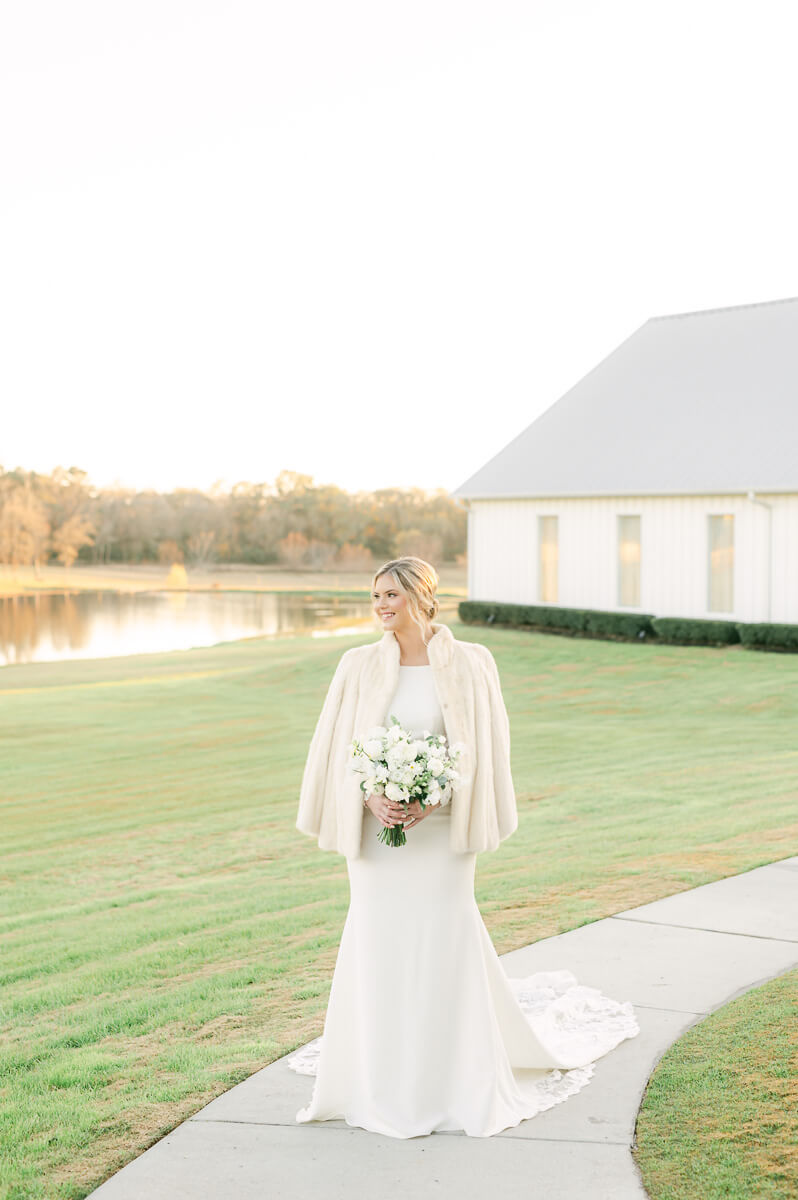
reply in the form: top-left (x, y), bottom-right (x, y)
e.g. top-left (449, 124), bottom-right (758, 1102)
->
top-left (377, 823), bottom-right (407, 847)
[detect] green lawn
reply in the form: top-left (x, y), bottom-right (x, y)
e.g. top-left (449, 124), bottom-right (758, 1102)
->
top-left (634, 967), bottom-right (798, 1200)
top-left (1, 624), bottom-right (796, 1198)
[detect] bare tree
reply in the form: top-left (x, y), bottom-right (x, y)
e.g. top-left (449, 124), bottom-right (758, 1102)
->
top-left (185, 530), bottom-right (217, 567)
top-left (335, 542), bottom-right (375, 571)
top-left (394, 528), bottom-right (444, 563)
top-left (305, 539), bottom-right (337, 569)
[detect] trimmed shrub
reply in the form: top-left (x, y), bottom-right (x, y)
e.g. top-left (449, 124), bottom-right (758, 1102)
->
top-left (736, 622), bottom-right (798, 652)
top-left (652, 617), bottom-right (740, 646)
top-left (583, 610), bottom-right (655, 640)
top-left (459, 601), bottom-right (517, 626)
top-left (458, 601), bottom-right (655, 641)
top-left (458, 600), bottom-right (587, 634)
top-left (459, 600), bottom-right (798, 654)
top-left (532, 605), bottom-right (587, 634)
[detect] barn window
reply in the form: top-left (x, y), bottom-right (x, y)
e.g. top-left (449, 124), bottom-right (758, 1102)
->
top-left (708, 514), bottom-right (734, 612)
top-left (538, 515), bottom-right (558, 603)
top-left (617, 515), bottom-right (641, 607)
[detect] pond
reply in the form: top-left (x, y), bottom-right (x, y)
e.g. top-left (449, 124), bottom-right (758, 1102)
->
top-left (0, 590), bottom-right (378, 667)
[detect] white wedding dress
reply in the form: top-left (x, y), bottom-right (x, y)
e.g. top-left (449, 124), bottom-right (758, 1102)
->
top-left (287, 665), bottom-right (640, 1138)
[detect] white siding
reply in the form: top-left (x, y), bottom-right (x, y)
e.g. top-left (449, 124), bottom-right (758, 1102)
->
top-left (771, 494), bottom-right (798, 623)
top-left (468, 493), bottom-right (798, 624)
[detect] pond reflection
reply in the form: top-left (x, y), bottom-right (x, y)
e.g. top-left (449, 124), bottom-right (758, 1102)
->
top-left (0, 591), bottom-right (377, 666)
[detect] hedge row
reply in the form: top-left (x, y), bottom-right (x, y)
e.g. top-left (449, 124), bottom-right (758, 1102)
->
top-left (650, 617), bottom-right (740, 645)
top-left (457, 601), bottom-right (655, 641)
top-left (737, 622), bottom-right (798, 651)
top-left (457, 601), bottom-right (798, 652)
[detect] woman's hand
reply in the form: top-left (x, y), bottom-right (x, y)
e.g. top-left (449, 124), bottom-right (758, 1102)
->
top-left (402, 799), bottom-right (441, 829)
top-left (365, 794), bottom-right (408, 829)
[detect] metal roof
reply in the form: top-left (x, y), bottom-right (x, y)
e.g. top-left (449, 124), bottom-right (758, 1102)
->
top-left (451, 296), bottom-right (798, 500)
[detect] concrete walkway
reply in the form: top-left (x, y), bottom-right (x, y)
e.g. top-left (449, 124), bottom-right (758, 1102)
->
top-left (87, 855), bottom-right (798, 1200)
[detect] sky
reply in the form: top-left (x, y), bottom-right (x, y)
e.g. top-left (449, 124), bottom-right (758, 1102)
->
top-left (3, 1), bottom-right (798, 498)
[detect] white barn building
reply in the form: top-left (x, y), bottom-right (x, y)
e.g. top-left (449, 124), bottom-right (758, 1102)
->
top-left (451, 297), bottom-right (798, 625)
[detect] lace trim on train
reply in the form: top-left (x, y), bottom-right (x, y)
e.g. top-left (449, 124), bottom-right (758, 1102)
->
top-left (508, 968), bottom-right (639, 1038)
top-left (285, 967), bottom-right (640, 1091)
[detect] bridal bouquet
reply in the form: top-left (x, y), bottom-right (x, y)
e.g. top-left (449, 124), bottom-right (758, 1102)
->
top-left (348, 716), bottom-right (464, 847)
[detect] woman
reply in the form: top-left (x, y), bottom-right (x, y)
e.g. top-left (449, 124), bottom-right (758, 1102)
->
top-left (288, 557), bottom-right (639, 1138)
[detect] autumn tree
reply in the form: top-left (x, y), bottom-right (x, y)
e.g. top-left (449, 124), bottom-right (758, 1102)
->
top-left (51, 512), bottom-right (96, 568)
top-left (0, 466), bottom-right (468, 569)
top-left (0, 476), bottom-right (51, 570)
top-left (276, 530), bottom-right (309, 568)
top-left (45, 466), bottom-right (97, 567)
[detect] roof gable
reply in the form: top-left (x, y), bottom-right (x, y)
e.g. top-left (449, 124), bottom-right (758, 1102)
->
top-left (451, 296), bottom-right (798, 500)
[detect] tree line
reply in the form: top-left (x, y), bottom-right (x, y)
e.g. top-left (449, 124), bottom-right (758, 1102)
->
top-left (0, 467), bottom-right (467, 572)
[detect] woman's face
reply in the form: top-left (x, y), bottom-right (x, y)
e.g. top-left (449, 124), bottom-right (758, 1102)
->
top-left (372, 573), bottom-right (410, 632)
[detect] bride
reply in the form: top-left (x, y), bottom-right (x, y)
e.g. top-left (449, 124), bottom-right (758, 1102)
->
top-left (288, 556), bottom-right (639, 1138)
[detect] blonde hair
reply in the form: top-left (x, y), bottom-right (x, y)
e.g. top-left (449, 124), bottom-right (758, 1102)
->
top-left (371, 556), bottom-right (440, 644)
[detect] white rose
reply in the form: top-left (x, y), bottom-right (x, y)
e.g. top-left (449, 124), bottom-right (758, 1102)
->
top-left (364, 738), bottom-right (384, 759)
top-left (374, 763), bottom-right (389, 781)
top-left (428, 757), bottom-right (444, 776)
top-left (366, 725), bottom-right (388, 740)
top-left (385, 781), bottom-right (408, 803)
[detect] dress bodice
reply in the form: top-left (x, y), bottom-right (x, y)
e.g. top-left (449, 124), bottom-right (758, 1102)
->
top-left (383, 666), bottom-right (446, 740)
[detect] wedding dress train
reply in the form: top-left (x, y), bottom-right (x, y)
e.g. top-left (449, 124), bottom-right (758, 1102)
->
top-left (287, 665), bottom-right (640, 1138)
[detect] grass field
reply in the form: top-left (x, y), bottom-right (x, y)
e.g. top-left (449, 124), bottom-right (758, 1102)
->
top-left (1, 622), bottom-right (797, 1198)
top-left (634, 966), bottom-right (798, 1200)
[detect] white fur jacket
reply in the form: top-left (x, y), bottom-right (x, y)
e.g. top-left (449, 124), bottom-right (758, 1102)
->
top-left (295, 622), bottom-right (518, 859)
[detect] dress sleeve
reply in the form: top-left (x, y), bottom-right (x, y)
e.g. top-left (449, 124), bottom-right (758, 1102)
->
top-left (295, 649), bottom-right (353, 838)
